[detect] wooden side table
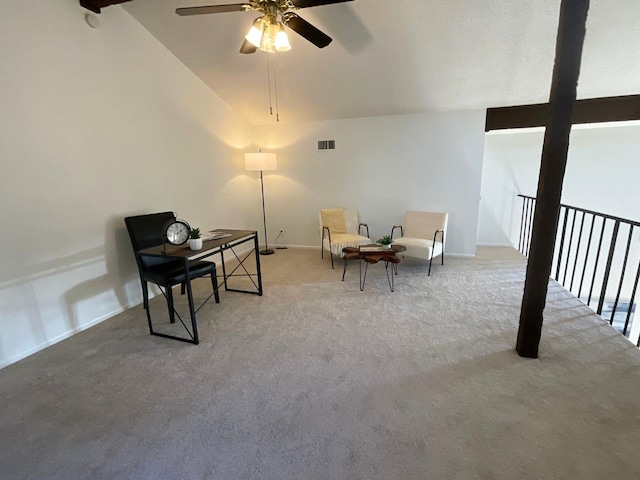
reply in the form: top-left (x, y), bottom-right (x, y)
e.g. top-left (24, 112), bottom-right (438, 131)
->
top-left (341, 244), bottom-right (407, 292)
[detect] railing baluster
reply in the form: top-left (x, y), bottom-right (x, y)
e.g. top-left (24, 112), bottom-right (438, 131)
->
top-left (588, 217), bottom-right (607, 307)
top-left (578, 213), bottom-right (596, 299)
top-left (610, 225), bottom-right (634, 330)
top-left (522, 198), bottom-right (531, 257)
top-left (525, 198), bottom-right (534, 257)
top-left (623, 258), bottom-right (640, 338)
top-left (562, 209), bottom-right (578, 286)
top-left (516, 194), bottom-right (639, 347)
top-left (597, 220), bottom-right (620, 317)
top-left (519, 196), bottom-right (527, 254)
top-left (570, 211), bottom-right (586, 292)
top-left (555, 206), bottom-right (569, 281)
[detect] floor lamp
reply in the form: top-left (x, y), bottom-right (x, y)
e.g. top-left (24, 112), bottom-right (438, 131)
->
top-left (245, 152), bottom-right (277, 255)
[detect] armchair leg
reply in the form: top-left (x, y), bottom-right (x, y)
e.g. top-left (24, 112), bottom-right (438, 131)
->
top-left (166, 286), bottom-right (176, 323)
top-left (330, 250), bottom-right (334, 269)
top-left (428, 256), bottom-right (433, 276)
top-left (181, 282), bottom-right (186, 295)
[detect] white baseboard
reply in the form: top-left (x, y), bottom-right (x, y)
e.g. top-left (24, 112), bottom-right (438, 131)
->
top-left (276, 244), bottom-right (320, 250)
top-left (0, 247), bottom-right (257, 370)
top-left (3, 242), bottom-right (490, 369)
top-left (280, 244), bottom-right (478, 257)
top-left (476, 242), bottom-right (515, 247)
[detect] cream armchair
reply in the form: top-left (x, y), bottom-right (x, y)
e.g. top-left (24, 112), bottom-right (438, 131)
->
top-left (391, 211), bottom-right (448, 276)
top-left (319, 208), bottom-right (370, 268)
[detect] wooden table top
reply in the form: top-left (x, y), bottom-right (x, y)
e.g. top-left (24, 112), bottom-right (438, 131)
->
top-left (342, 244), bottom-right (406, 264)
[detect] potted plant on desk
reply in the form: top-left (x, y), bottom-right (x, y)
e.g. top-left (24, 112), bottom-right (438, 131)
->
top-left (377, 235), bottom-right (393, 249)
top-left (189, 227), bottom-right (203, 250)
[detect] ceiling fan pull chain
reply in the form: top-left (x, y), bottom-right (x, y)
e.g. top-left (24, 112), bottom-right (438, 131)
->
top-left (274, 64), bottom-right (280, 122)
top-left (266, 53), bottom-right (274, 116)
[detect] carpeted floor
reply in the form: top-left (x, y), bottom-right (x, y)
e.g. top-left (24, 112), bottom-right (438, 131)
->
top-left (1, 247), bottom-right (639, 480)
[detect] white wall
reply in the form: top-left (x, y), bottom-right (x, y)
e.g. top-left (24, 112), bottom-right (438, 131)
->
top-left (478, 122), bottom-right (640, 246)
top-left (254, 110), bottom-right (487, 256)
top-left (0, 1), bottom-right (256, 367)
top-left (477, 129), bottom-right (542, 246)
top-left (0, 2), bottom-right (488, 368)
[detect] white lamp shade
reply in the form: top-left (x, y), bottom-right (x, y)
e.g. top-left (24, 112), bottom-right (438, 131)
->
top-left (275, 28), bottom-right (291, 52)
top-left (245, 17), bottom-right (264, 47)
top-left (245, 152), bottom-right (277, 171)
top-left (245, 24), bottom-right (264, 47)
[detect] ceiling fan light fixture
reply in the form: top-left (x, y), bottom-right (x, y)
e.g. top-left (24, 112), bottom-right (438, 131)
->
top-left (274, 24), bottom-right (291, 52)
top-left (177, 0), bottom-right (343, 54)
top-left (245, 17), bottom-right (264, 47)
top-left (259, 38), bottom-right (276, 53)
top-left (259, 19), bottom-right (279, 53)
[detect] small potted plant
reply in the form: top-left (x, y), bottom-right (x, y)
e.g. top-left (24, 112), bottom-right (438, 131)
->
top-left (189, 227), bottom-right (203, 250)
top-left (377, 235), bottom-right (393, 249)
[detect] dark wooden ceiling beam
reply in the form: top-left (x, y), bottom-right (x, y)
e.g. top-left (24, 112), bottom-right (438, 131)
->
top-left (79, 0), bottom-right (133, 14)
top-left (485, 94), bottom-right (640, 132)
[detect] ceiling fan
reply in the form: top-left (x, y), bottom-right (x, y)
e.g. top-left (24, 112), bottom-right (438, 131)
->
top-left (176, 0), bottom-right (354, 54)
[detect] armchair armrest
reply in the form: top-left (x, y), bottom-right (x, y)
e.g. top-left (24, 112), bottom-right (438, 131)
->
top-left (390, 225), bottom-right (403, 240)
top-left (358, 222), bottom-right (370, 238)
top-left (432, 229), bottom-right (444, 246)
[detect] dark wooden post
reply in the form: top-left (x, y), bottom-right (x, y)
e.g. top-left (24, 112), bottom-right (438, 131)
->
top-left (80, 0), bottom-right (132, 14)
top-left (516, 0), bottom-right (590, 358)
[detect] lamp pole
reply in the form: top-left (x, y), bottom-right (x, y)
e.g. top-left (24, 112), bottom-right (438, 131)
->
top-left (259, 170), bottom-right (274, 255)
top-left (245, 151), bottom-right (277, 255)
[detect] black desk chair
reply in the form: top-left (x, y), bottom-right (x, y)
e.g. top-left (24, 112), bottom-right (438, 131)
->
top-left (124, 212), bottom-right (219, 331)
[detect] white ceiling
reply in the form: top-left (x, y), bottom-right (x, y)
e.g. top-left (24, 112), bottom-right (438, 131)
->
top-left (121, 0), bottom-right (640, 125)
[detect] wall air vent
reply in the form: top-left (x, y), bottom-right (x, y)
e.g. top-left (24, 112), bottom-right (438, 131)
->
top-left (317, 140), bottom-right (336, 151)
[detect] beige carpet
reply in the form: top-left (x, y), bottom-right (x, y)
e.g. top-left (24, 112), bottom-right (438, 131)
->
top-left (1, 247), bottom-right (639, 480)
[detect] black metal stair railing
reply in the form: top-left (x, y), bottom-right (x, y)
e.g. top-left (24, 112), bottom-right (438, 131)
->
top-left (518, 194), bottom-right (640, 347)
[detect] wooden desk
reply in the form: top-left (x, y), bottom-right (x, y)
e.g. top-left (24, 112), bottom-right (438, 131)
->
top-left (137, 229), bottom-right (262, 344)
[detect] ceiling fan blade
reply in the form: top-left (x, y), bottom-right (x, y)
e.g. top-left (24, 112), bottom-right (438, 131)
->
top-left (176, 3), bottom-right (251, 16)
top-left (291, 0), bottom-right (354, 8)
top-left (239, 39), bottom-right (258, 54)
top-left (283, 13), bottom-right (332, 48)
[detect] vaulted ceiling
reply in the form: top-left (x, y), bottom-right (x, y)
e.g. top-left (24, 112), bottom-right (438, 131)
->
top-left (92, 0), bottom-right (640, 125)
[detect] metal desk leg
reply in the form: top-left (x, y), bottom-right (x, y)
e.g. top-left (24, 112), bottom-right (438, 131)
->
top-left (220, 247), bottom-right (228, 291)
top-left (221, 234), bottom-right (262, 296)
top-left (183, 258), bottom-right (199, 344)
top-left (254, 233), bottom-right (263, 296)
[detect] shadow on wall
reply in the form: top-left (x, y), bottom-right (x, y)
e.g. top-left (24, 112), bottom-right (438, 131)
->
top-left (478, 146), bottom-right (528, 246)
top-left (0, 283), bottom-right (45, 363)
top-left (62, 215), bottom-right (139, 330)
top-left (0, 245), bottom-right (107, 363)
top-left (0, 215), bottom-right (144, 365)
top-left (478, 207), bottom-right (512, 246)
